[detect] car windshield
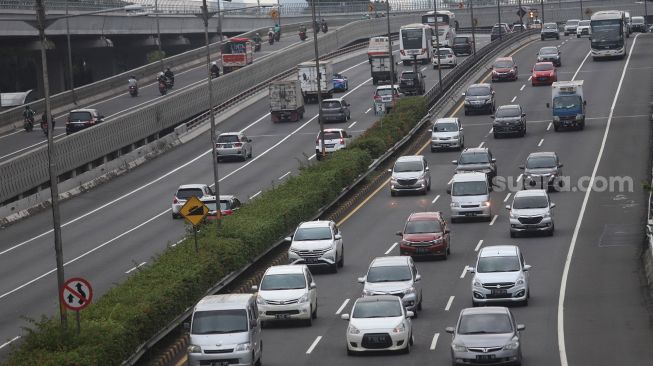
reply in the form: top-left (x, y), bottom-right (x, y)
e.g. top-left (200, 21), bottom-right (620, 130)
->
top-left (458, 153), bottom-right (490, 164)
top-left (566, 20), bottom-right (580, 26)
top-left (394, 160), bottom-right (423, 172)
top-left (579, 20), bottom-right (591, 26)
top-left (495, 107), bottom-right (521, 118)
top-left (453, 37), bottom-right (468, 44)
top-left (493, 60), bottom-right (514, 68)
top-left (217, 135), bottom-right (239, 143)
top-left (322, 101), bottom-right (342, 108)
top-left (191, 309), bottom-right (248, 335)
top-left (477, 256), bottom-right (521, 272)
top-left (260, 273), bottom-right (306, 290)
top-left (352, 300), bottom-right (402, 318)
top-left (540, 47), bottom-right (558, 55)
top-left (69, 112), bottom-right (92, 121)
top-left (466, 86), bottom-right (490, 96)
top-left (204, 201), bottom-right (229, 211)
top-left (176, 188), bottom-right (204, 200)
top-left (405, 219), bottom-right (442, 234)
top-left (491, 26), bottom-right (505, 34)
top-left (553, 95), bottom-right (581, 110)
top-left (452, 181), bottom-right (487, 196)
top-left (458, 314), bottom-right (513, 334)
top-left (534, 63), bottom-right (554, 71)
top-left (294, 227), bottom-right (332, 241)
top-left (434, 122), bottom-right (458, 132)
top-left (367, 265), bottom-right (412, 283)
top-left (544, 23), bottom-right (557, 29)
top-left (513, 195), bottom-right (548, 209)
top-left (527, 156), bottom-right (557, 169)
top-left (321, 131), bottom-right (341, 140)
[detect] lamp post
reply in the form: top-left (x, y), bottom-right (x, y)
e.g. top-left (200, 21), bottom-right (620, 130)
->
top-left (580, 0), bottom-right (584, 20)
top-left (277, 0), bottom-right (282, 29)
top-left (644, 0), bottom-right (649, 31)
top-left (155, 0), bottom-right (164, 70)
top-left (385, 0), bottom-right (396, 111)
top-left (496, 0), bottom-right (502, 40)
top-left (217, 0), bottom-right (223, 41)
top-left (65, 0), bottom-right (76, 104)
top-left (311, 0), bottom-right (326, 159)
top-left (432, 1), bottom-right (442, 92)
top-left (540, 0), bottom-right (544, 23)
top-left (469, 0), bottom-right (476, 55)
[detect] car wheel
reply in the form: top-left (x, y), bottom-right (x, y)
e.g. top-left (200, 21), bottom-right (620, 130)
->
top-left (442, 248), bottom-right (448, 261)
top-left (401, 336), bottom-right (412, 354)
top-left (417, 298), bottom-right (423, 310)
top-left (460, 138), bottom-right (464, 149)
top-left (556, 35), bottom-right (560, 40)
top-left (472, 300), bottom-right (479, 307)
top-left (331, 262), bottom-right (338, 273)
top-left (541, 36), bottom-right (544, 41)
top-left (248, 149), bottom-right (253, 159)
top-left (346, 346), bottom-right (355, 356)
top-left (172, 212), bottom-right (179, 219)
top-left (548, 224), bottom-right (555, 236)
top-left (554, 124), bottom-right (560, 132)
top-left (390, 190), bottom-right (396, 197)
top-left (338, 248), bottom-right (344, 268)
top-left (427, 179), bottom-right (431, 191)
top-left (422, 186), bottom-right (428, 195)
top-left (431, 147), bottom-right (436, 152)
top-left (451, 217), bottom-right (458, 223)
top-left (579, 121), bottom-right (585, 130)
top-left (260, 321), bottom-right (267, 329)
top-left (510, 231), bottom-right (516, 238)
top-left (576, 34), bottom-right (580, 38)
top-left (494, 132), bottom-right (499, 139)
top-left (306, 311), bottom-right (313, 326)
top-left (312, 302), bottom-right (318, 319)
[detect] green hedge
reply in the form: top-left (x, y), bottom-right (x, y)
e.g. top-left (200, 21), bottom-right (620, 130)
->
top-left (2, 97), bottom-right (425, 366)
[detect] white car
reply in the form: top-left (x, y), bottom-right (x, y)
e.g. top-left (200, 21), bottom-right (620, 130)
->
top-left (576, 19), bottom-right (591, 37)
top-left (252, 265), bottom-right (317, 326)
top-left (506, 189), bottom-right (555, 237)
top-left (373, 84), bottom-right (402, 113)
top-left (286, 220), bottom-right (344, 272)
top-left (432, 47), bottom-right (457, 68)
top-left (215, 132), bottom-right (253, 162)
top-left (468, 245), bottom-right (531, 306)
top-left (341, 295), bottom-right (414, 355)
top-left (171, 184), bottom-right (214, 219)
top-left (315, 128), bottom-right (352, 160)
top-left (358, 256), bottom-right (423, 313)
top-left (431, 117), bottom-right (464, 151)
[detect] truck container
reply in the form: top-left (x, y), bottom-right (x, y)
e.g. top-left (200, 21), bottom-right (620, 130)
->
top-left (221, 37), bottom-right (254, 74)
top-left (367, 36), bottom-right (390, 60)
top-left (269, 80), bottom-right (305, 122)
top-left (548, 80), bottom-right (586, 131)
top-left (297, 60), bottom-right (334, 103)
top-left (370, 55), bottom-right (397, 85)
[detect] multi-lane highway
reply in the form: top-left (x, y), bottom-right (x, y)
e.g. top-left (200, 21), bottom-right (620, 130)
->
top-left (0, 32), bottom-right (492, 356)
top-left (211, 33), bottom-right (652, 366)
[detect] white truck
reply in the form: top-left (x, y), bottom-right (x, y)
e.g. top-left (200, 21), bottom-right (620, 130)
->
top-left (269, 80), bottom-right (305, 123)
top-left (297, 60), bottom-right (334, 103)
top-left (367, 36), bottom-right (390, 60)
top-left (370, 55), bottom-right (397, 85)
top-left (547, 80), bottom-right (586, 131)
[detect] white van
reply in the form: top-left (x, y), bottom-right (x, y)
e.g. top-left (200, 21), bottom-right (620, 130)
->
top-left (187, 294), bottom-right (262, 366)
top-left (447, 172), bottom-right (492, 222)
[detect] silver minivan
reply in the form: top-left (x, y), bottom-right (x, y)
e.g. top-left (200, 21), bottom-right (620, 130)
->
top-left (447, 172), bottom-right (492, 222)
top-left (187, 294), bottom-right (262, 366)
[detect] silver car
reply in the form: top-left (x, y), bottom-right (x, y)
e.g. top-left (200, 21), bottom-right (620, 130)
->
top-left (468, 245), bottom-right (531, 306)
top-left (389, 155), bottom-right (431, 196)
top-left (286, 220), bottom-right (344, 273)
top-left (431, 117), bottom-right (464, 151)
top-left (358, 256), bottom-right (423, 313)
top-left (216, 132), bottom-right (253, 162)
top-left (320, 98), bottom-right (351, 123)
top-left (446, 307), bottom-right (525, 366)
top-left (506, 189), bottom-right (555, 237)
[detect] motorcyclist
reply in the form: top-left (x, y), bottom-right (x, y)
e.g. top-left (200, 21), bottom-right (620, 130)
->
top-left (253, 32), bottom-right (262, 44)
top-left (128, 75), bottom-right (138, 88)
top-left (268, 28), bottom-right (275, 42)
top-left (157, 72), bottom-right (166, 83)
top-left (299, 24), bottom-right (307, 33)
top-left (210, 61), bottom-right (220, 77)
top-left (321, 19), bottom-right (327, 30)
top-left (23, 105), bottom-right (35, 120)
top-left (41, 111), bottom-right (55, 129)
top-left (164, 67), bottom-right (174, 85)
top-left (274, 23), bottom-right (281, 38)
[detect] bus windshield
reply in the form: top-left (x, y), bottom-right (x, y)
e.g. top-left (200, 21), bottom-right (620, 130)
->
top-left (401, 29), bottom-right (424, 50)
top-left (591, 19), bottom-right (623, 43)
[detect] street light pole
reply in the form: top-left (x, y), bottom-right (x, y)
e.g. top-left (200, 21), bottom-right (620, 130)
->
top-left (217, 0), bottom-right (223, 41)
top-left (201, 0), bottom-right (221, 231)
top-left (540, 0), bottom-right (544, 23)
top-left (432, 1), bottom-right (442, 92)
top-left (311, 0), bottom-right (326, 159)
top-left (35, 0), bottom-right (67, 330)
top-left (470, 0), bottom-right (476, 55)
top-left (277, 0), bottom-right (282, 29)
top-left (580, 0), bottom-right (584, 20)
top-left (65, 0), bottom-right (76, 104)
top-left (644, 0), bottom-right (649, 31)
top-left (155, 0), bottom-right (164, 70)
top-left (497, 0), bottom-right (502, 40)
top-left (385, 0), bottom-right (396, 110)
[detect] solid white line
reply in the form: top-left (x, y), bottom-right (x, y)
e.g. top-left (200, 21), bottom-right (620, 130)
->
top-left (125, 261), bottom-right (147, 274)
top-left (278, 171), bottom-right (291, 180)
top-left (558, 35), bottom-right (639, 366)
top-left (432, 194), bottom-right (440, 204)
top-left (504, 192), bottom-right (512, 202)
top-left (447, 178), bottom-right (453, 185)
top-left (365, 107), bottom-right (371, 114)
top-left (0, 130), bottom-right (22, 140)
top-left (306, 336), bottom-right (322, 354)
top-left (421, 66), bottom-right (427, 72)
top-left (0, 336), bottom-right (21, 350)
top-left (489, 127), bottom-right (493, 134)
top-left (520, 85), bottom-right (525, 91)
top-left (538, 138), bottom-right (544, 147)
top-left (510, 96), bottom-right (516, 102)
top-left (240, 113), bottom-right (271, 133)
top-left (348, 121), bottom-right (357, 128)
top-left (340, 59), bottom-right (372, 73)
top-left (459, 266), bottom-right (468, 279)
top-left (571, 50), bottom-right (592, 81)
top-left (475, 239), bottom-right (483, 251)
top-left (489, 215), bottom-right (498, 226)
top-left (385, 242), bottom-right (398, 255)
top-left (477, 141), bottom-right (484, 148)
top-left (516, 174), bottom-right (523, 182)
top-left (430, 333), bottom-right (440, 350)
top-left (335, 298), bottom-right (350, 315)
top-left (249, 190), bottom-right (262, 200)
top-left (547, 122), bottom-right (552, 131)
top-left (444, 296), bottom-right (455, 311)
top-left (528, 76), bottom-right (532, 81)
top-left (308, 153), bottom-right (316, 160)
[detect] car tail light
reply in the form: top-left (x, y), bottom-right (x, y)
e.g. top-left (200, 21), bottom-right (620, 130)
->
top-left (421, 48), bottom-right (426, 55)
top-left (222, 209), bottom-right (233, 215)
top-left (340, 138), bottom-right (344, 144)
top-left (374, 95), bottom-right (381, 101)
top-left (448, 54), bottom-right (453, 58)
top-left (234, 142), bottom-right (242, 147)
top-left (173, 197), bottom-right (178, 204)
top-left (400, 49), bottom-right (405, 56)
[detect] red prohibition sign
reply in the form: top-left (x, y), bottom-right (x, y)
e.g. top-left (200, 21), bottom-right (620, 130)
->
top-left (60, 277), bottom-right (93, 311)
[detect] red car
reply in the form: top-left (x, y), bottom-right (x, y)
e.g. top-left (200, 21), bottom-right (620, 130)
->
top-left (531, 62), bottom-right (557, 86)
top-left (396, 212), bottom-right (450, 259)
top-left (491, 56), bottom-right (518, 82)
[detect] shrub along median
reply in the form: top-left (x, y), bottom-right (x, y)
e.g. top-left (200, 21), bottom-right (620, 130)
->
top-left (2, 97), bottom-right (425, 366)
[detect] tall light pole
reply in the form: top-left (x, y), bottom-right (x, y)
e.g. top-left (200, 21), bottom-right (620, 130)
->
top-left (201, 0), bottom-right (221, 231)
top-left (496, 0), bottom-right (502, 40)
top-left (65, 0), bottom-right (76, 104)
top-left (277, 0), bottom-right (282, 29)
top-left (644, 0), bottom-right (649, 31)
top-left (217, 0), bottom-right (223, 41)
top-left (432, 2), bottom-right (442, 91)
top-left (311, 0), bottom-right (326, 158)
top-left (580, 0), bottom-right (584, 20)
top-left (540, 0), bottom-right (544, 24)
top-left (469, 0), bottom-right (476, 55)
top-left (517, 0), bottom-right (523, 25)
top-left (35, 0), bottom-right (67, 330)
top-left (155, 0), bottom-right (164, 70)
top-left (385, 0), bottom-right (396, 110)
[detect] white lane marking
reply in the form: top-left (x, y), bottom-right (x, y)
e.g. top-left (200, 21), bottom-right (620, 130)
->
top-left (520, 85), bottom-right (525, 91)
top-left (385, 242), bottom-right (398, 255)
top-left (475, 239), bottom-right (483, 252)
top-left (477, 141), bottom-right (484, 148)
top-left (421, 66), bottom-right (427, 72)
top-left (278, 171), bottom-right (291, 180)
top-left (0, 208), bottom-right (170, 301)
top-left (240, 112), bottom-right (271, 133)
top-left (572, 50), bottom-right (592, 81)
top-left (447, 178), bottom-right (453, 185)
top-left (510, 96), bottom-right (516, 102)
top-left (459, 266), bottom-right (468, 279)
top-left (125, 261), bottom-right (147, 274)
top-left (0, 130), bottom-right (22, 140)
top-left (558, 35), bottom-right (638, 366)
top-left (0, 336), bottom-right (21, 350)
top-left (0, 140), bottom-right (49, 161)
top-left (444, 296), bottom-right (455, 311)
top-left (348, 121), bottom-right (357, 128)
top-left (489, 127), bottom-right (493, 134)
top-left (528, 76), bottom-right (532, 81)
top-left (249, 190), bottom-right (262, 200)
top-left (430, 333), bottom-right (440, 351)
top-left (504, 193), bottom-right (512, 202)
top-left (365, 107), bottom-right (371, 114)
top-left (335, 298), bottom-right (350, 315)
top-left (538, 138), bottom-right (544, 147)
top-left (171, 237), bottom-right (184, 247)
top-left (547, 122), bottom-right (552, 131)
top-left (306, 336), bottom-right (322, 354)
top-left (340, 59), bottom-right (372, 73)
top-left (432, 194), bottom-right (440, 204)
top-left (308, 153), bottom-right (316, 160)
top-left (489, 215), bottom-right (498, 226)
top-left (516, 174), bottom-right (523, 182)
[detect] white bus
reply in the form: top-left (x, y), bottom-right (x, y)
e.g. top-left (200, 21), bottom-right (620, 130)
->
top-left (399, 23), bottom-right (433, 65)
top-left (421, 10), bottom-right (458, 47)
top-left (590, 10), bottom-right (628, 60)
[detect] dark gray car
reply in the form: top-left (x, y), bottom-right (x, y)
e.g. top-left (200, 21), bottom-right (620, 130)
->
top-left (320, 98), bottom-right (351, 123)
top-left (453, 147), bottom-right (497, 183)
top-left (463, 83), bottom-right (495, 115)
top-left (537, 46), bottom-right (561, 66)
top-left (520, 151), bottom-right (563, 191)
top-left (446, 307), bottom-right (525, 366)
top-left (492, 104), bottom-right (526, 138)
top-left (540, 22), bottom-right (560, 40)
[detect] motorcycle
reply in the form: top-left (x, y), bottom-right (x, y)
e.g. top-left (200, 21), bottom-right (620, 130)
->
top-left (164, 76), bottom-right (174, 89)
top-left (158, 80), bottom-right (167, 95)
top-left (299, 30), bottom-right (307, 41)
top-left (254, 41), bottom-right (261, 52)
top-left (321, 23), bottom-right (328, 33)
top-left (23, 116), bottom-right (34, 132)
top-left (268, 33), bottom-right (274, 45)
top-left (274, 30), bottom-right (280, 42)
top-left (40, 117), bottom-right (54, 136)
top-left (129, 85), bottom-right (138, 97)
top-left (211, 70), bottom-right (219, 79)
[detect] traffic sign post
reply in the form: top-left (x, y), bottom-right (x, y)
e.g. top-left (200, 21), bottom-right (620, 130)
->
top-left (60, 277), bottom-right (93, 334)
top-left (180, 196), bottom-right (210, 253)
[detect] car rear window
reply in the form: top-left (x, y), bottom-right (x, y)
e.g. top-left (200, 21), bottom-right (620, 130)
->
top-left (69, 112), bottom-right (92, 121)
top-left (321, 131), bottom-right (341, 140)
top-left (322, 101), bottom-right (342, 108)
top-left (176, 188), bottom-right (204, 199)
top-left (217, 135), bottom-right (239, 143)
top-left (534, 63), bottom-right (554, 71)
top-left (495, 107), bottom-right (521, 118)
top-left (493, 60), bottom-right (514, 68)
top-left (405, 219), bottom-right (442, 234)
top-left (401, 72), bottom-right (416, 78)
top-left (453, 37), bottom-right (468, 44)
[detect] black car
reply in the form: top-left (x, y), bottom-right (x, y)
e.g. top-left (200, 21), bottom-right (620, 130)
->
top-left (537, 46), bottom-right (561, 67)
top-left (398, 71), bottom-right (425, 95)
top-left (541, 22), bottom-right (560, 40)
top-left (65, 109), bottom-right (104, 135)
top-left (463, 83), bottom-right (495, 115)
top-left (492, 104), bottom-right (526, 138)
top-left (451, 36), bottom-right (473, 55)
top-left (453, 147), bottom-right (498, 183)
top-left (490, 24), bottom-right (510, 41)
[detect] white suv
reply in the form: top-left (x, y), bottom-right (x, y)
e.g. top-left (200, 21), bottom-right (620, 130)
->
top-left (506, 189), bottom-right (555, 237)
top-left (253, 265), bottom-right (318, 326)
top-left (315, 128), bottom-right (351, 160)
top-left (431, 117), bottom-right (464, 151)
top-left (286, 220), bottom-right (344, 272)
top-left (468, 245), bottom-right (531, 306)
top-left (171, 184), bottom-right (214, 219)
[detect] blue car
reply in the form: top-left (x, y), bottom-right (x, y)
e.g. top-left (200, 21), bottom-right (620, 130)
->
top-left (332, 73), bottom-right (349, 92)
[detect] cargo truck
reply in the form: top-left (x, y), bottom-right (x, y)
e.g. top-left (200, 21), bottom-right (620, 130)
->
top-left (370, 55), bottom-right (397, 85)
top-left (297, 61), bottom-right (334, 103)
top-left (546, 80), bottom-right (586, 131)
top-left (269, 80), bottom-right (305, 122)
top-left (221, 37), bottom-right (253, 74)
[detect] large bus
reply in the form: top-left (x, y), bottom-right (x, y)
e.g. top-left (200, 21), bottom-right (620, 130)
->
top-left (399, 23), bottom-right (433, 65)
top-left (421, 10), bottom-right (458, 47)
top-left (590, 10), bottom-right (628, 60)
